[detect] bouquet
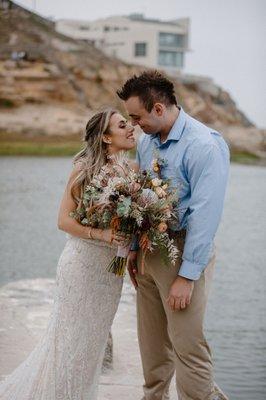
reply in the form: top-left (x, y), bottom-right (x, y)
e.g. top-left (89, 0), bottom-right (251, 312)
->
top-left (71, 154), bottom-right (179, 276)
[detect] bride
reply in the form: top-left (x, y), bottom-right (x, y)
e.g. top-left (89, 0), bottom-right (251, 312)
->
top-left (0, 108), bottom-right (136, 400)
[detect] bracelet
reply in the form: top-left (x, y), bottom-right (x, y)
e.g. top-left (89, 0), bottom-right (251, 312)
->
top-left (99, 229), bottom-right (104, 241)
top-left (110, 230), bottom-right (114, 244)
top-left (87, 226), bottom-right (93, 239)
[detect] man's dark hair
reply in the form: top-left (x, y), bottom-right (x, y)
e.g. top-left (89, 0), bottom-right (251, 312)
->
top-left (117, 70), bottom-right (177, 112)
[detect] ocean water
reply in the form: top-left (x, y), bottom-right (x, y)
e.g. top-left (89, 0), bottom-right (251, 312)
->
top-left (0, 157), bottom-right (265, 399)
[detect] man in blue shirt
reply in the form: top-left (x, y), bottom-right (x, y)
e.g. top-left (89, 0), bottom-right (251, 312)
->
top-left (117, 71), bottom-right (229, 400)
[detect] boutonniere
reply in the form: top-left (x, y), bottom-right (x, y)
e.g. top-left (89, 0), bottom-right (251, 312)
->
top-left (151, 149), bottom-right (167, 177)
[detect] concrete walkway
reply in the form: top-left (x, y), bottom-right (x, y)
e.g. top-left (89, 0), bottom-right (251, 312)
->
top-left (0, 278), bottom-right (176, 399)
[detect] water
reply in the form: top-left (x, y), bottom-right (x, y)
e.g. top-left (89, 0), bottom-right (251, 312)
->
top-left (0, 157), bottom-right (266, 399)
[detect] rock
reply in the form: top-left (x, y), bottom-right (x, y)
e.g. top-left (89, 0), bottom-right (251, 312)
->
top-left (221, 125), bottom-right (266, 158)
top-left (0, 104), bottom-right (90, 136)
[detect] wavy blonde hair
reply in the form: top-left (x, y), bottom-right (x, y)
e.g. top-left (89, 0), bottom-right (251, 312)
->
top-left (70, 108), bottom-right (118, 204)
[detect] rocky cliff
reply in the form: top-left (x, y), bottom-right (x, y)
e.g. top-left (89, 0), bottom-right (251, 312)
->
top-left (0, 0), bottom-right (265, 160)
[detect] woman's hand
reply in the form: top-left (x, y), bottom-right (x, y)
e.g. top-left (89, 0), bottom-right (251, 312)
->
top-left (94, 228), bottom-right (131, 246)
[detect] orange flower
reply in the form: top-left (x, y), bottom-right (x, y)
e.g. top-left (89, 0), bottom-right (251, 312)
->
top-left (139, 232), bottom-right (150, 250)
top-left (110, 216), bottom-right (121, 231)
top-left (152, 159), bottom-right (160, 173)
top-left (86, 204), bottom-right (102, 217)
top-left (157, 222), bottom-right (168, 233)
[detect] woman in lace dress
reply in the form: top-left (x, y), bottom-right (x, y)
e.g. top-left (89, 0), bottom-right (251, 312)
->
top-left (0, 108), bottom-right (136, 400)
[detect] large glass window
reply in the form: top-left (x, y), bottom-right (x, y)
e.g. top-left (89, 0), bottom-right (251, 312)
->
top-left (159, 32), bottom-right (184, 48)
top-left (135, 42), bottom-right (147, 57)
top-left (79, 25), bottom-right (90, 31)
top-left (158, 51), bottom-right (183, 67)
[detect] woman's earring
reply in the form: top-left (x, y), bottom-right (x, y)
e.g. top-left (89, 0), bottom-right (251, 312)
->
top-left (103, 136), bottom-right (112, 144)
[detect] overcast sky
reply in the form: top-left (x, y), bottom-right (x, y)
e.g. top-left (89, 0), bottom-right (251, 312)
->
top-left (15, 0), bottom-right (266, 128)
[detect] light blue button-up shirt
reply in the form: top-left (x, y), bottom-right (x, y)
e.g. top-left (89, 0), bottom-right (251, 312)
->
top-left (136, 108), bottom-right (230, 280)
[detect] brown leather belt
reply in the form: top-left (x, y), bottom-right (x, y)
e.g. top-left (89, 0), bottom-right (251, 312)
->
top-left (168, 229), bottom-right (186, 240)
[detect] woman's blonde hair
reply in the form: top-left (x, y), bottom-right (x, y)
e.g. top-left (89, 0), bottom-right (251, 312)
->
top-left (70, 108), bottom-right (118, 204)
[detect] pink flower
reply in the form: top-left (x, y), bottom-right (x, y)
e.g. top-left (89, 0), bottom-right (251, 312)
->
top-left (157, 222), bottom-right (168, 233)
top-left (129, 182), bottom-right (141, 193)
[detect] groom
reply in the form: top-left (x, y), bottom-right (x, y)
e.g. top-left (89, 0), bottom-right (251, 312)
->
top-left (117, 71), bottom-right (230, 400)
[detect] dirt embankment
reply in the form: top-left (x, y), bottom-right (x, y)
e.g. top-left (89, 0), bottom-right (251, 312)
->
top-left (0, 1), bottom-right (265, 161)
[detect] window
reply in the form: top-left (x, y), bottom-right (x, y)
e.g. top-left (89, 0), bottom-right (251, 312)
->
top-left (79, 25), bottom-right (90, 31)
top-left (135, 42), bottom-right (147, 57)
top-left (158, 51), bottom-right (183, 67)
top-left (159, 32), bottom-right (184, 48)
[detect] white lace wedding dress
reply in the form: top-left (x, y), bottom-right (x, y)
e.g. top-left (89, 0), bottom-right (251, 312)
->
top-left (0, 235), bottom-right (123, 400)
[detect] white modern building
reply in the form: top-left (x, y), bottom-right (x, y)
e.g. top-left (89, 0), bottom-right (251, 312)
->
top-left (56, 14), bottom-right (190, 74)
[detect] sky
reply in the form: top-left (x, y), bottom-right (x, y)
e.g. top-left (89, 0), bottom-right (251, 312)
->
top-left (15, 0), bottom-right (266, 128)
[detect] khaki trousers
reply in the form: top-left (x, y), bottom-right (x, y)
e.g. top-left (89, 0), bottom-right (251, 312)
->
top-left (136, 237), bottom-right (216, 400)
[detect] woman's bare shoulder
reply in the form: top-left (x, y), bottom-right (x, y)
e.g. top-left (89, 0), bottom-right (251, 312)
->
top-left (67, 162), bottom-right (84, 185)
top-left (72, 161), bottom-right (84, 174)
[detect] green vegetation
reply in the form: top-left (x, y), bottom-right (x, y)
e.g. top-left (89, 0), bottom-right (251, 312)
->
top-left (0, 98), bottom-right (15, 108)
top-left (0, 141), bottom-right (83, 157)
top-left (230, 151), bottom-right (260, 165)
top-left (0, 140), bottom-right (263, 166)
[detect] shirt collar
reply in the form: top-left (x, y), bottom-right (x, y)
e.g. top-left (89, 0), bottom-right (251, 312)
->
top-left (150, 107), bottom-right (187, 146)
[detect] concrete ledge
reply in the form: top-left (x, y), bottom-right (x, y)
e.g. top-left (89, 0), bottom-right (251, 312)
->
top-left (0, 278), bottom-right (176, 399)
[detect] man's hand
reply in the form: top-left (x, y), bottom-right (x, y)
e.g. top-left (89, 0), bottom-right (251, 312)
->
top-left (127, 251), bottom-right (138, 289)
top-left (166, 276), bottom-right (194, 311)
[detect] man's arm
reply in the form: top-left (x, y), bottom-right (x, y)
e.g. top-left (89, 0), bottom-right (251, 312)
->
top-left (178, 140), bottom-right (230, 280)
top-left (167, 139), bottom-right (229, 310)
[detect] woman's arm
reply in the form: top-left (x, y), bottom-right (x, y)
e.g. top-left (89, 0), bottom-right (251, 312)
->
top-left (57, 164), bottom-right (126, 244)
top-left (57, 164), bottom-right (94, 239)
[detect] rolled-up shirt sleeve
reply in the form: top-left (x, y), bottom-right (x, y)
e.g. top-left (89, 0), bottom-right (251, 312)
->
top-left (178, 140), bottom-right (229, 280)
